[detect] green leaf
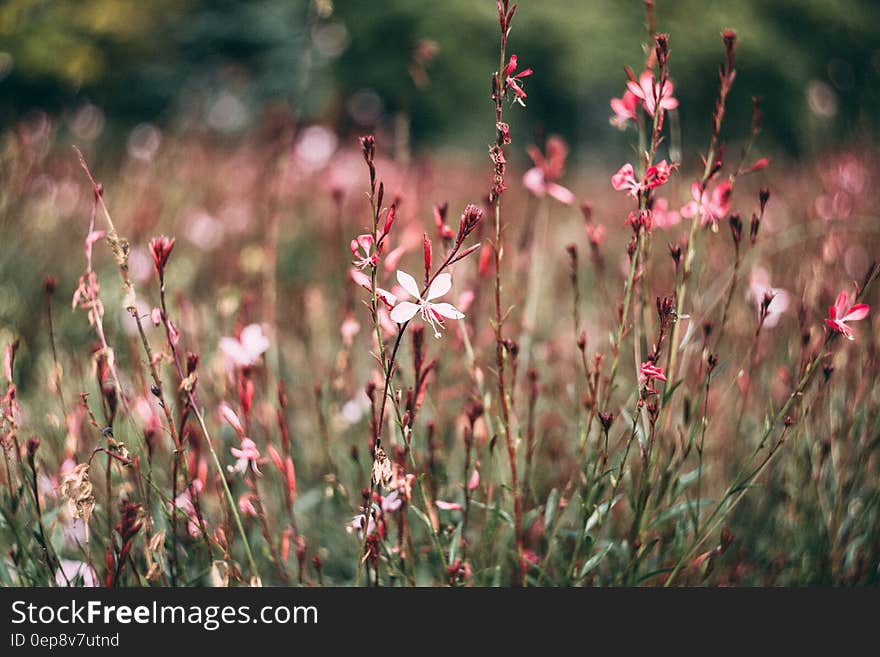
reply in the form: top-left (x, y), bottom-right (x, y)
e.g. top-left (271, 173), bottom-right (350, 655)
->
top-left (651, 499), bottom-right (714, 528)
top-left (578, 543), bottom-right (612, 579)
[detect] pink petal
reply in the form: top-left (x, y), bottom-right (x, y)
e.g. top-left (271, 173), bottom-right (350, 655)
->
top-left (842, 304), bottom-right (869, 322)
top-left (547, 183), bottom-right (575, 205)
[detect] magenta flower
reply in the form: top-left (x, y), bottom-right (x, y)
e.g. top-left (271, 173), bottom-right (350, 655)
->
top-left (610, 89), bottom-right (639, 128)
top-left (680, 181), bottom-right (732, 231)
top-left (825, 291), bottom-right (869, 340)
top-left (523, 136), bottom-right (575, 205)
top-left (504, 54), bottom-right (533, 105)
top-left (639, 361), bottom-right (667, 393)
top-left (389, 270), bottom-right (464, 338)
top-left (627, 70), bottom-right (679, 117)
top-left (612, 160), bottom-right (674, 197)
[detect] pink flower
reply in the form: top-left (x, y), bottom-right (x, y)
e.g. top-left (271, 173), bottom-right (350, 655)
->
top-left (652, 197), bottom-right (681, 228)
top-left (381, 490), bottom-right (401, 513)
top-left (219, 402), bottom-right (245, 436)
top-left (612, 160), bottom-right (674, 198)
top-left (522, 136), bottom-right (575, 205)
top-left (231, 437), bottom-right (262, 475)
top-left (680, 181), bottom-right (732, 231)
top-left (435, 500), bottom-right (463, 512)
top-left (350, 268), bottom-right (397, 309)
top-left (639, 361), bottom-right (667, 393)
top-left (627, 70), bottom-right (678, 117)
top-left (610, 89), bottom-right (639, 128)
top-left (350, 234), bottom-right (379, 270)
top-left (347, 511), bottom-right (376, 538)
top-left (219, 324), bottom-right (270, 368)
top-left (504, 54), bottom-right (533, 105)
top-left (468, 466), bottom-right (480, 491)
top-left (824, 291), bottom-right (869, 341)
top-left (389, 270), bottom-right (464, 338)
top-left (238, 493), bottom-right (258, 517)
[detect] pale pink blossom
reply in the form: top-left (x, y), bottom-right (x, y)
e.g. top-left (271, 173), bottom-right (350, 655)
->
top-left (468, 466), bottom-right (480, 491)
top-left (435, 500), bottom-right (463, 511)
top-left (231, 437), bottom-right (262, 475)
top-left (522, 136), bottom-right (575, 205)
top-left (651, 197), bottom-right (681, 228)
top-left (681, 181), bottom-right (732, 231)
top-left (825, 291), bottom-right (869, 340)
top-left (351, 234), bottom-right (378, 270)
top-left (627, 70), bottom-right (679, 117)
top-left (219, 402), bottom-right (245, 436)
top-left (389, 270), bottom-right (464, 338)
top-left (747, 267), bottom-right (790, 328)
top-left (610, 89), bottom-right (639, 128)
top-left (219, 324), bottom-right (270, 368)
top-left (340, 314), bottom-right (361, 347)
top-left (238, 493), bottom-right (258, 517)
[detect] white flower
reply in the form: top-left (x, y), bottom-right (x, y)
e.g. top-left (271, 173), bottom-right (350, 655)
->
top-left (219, 324), bottom-right (270, 367)
top-left (389, 270), bottom-right (464, 338)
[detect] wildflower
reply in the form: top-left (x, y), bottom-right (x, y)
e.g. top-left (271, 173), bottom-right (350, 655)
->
top-left (824, 291), bottom-right (869, 340)
top-left (350, 234), bottom-right (379, 270)
top-left (681, 181), bottom-right (732, 231)
top-left (435, 500), bottom-right (463, 511)
top-left (652, 197), bottom-right (681, 228)
top-left (347, 512), bottom-right (376, 539)
top-left (219, 323), bottom-right (270, 368)
top-left (389, 270), bottom-right (464, 338)
top-left (238, 493), bottom-right (258, 517)
top-left (611, 160), bottom-right (674, 197)
top-left (148, 235), bottom-right (175, 275)
top-left (522, 136), bottom-right (575, 205)
top-left (503, 54), bottom-right (533, 105)
top-left (610, 89), bottom-right (639, 128)
top-left (350, 268), bottom-right (397, 309)
top-left (627, 70), bottom-right (679, 117)
top-left (231, 437), bottom-right (262, 475)
top-left (468, 466), bottom-right (480, 491)
top-left (219, 402), bottom-right (245, 436)
top-left (747, 267), bottom-right (790, 328)
top-left (381, 490), bottom-right (401, 513)
top-left (639, 361), bottom-right (667, 394)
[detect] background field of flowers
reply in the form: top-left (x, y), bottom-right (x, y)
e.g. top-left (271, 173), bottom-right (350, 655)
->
top-left (1, 0), bottom-right (879, 586)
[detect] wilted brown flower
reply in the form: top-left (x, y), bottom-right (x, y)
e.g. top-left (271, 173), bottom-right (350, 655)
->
top-left (59, 463), bottom-right (95, 528)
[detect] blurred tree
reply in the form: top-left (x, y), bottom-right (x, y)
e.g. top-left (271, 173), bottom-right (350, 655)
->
top-left (0, 0), bottom-right (878, 159)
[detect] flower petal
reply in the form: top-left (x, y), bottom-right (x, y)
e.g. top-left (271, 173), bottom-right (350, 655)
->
top-left (430, 302), bottom-right (464, 320)
top-left (426, 273), bottom-right (452, 301)
top-left (842, 303), bottom-right (869, 322)
top-left (547, 183), bottom-right (575, 205)
top-left (396, 270), bottom-right (421, 300)
top-left (390, 301), bottom-right (420, 324)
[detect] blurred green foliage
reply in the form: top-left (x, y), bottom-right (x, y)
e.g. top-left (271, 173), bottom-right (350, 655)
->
top-left (1, 0), bottom-right (879, 160)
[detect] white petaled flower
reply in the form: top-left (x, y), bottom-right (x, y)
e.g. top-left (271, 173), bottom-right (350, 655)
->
top-left (389, 270), bottom-right (464, 338)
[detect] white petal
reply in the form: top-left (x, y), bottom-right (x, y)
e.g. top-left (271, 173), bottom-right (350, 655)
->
top-left (219, 337), bottom-right (250, 367)
top-left (390, 301), bottom-right (420, 323)
top-left (396, 270), bottom-right (421, 300)
top-left (430, 302), bottom-right (464, 320)
top-left (426, 273), bottom-right (452, 300)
